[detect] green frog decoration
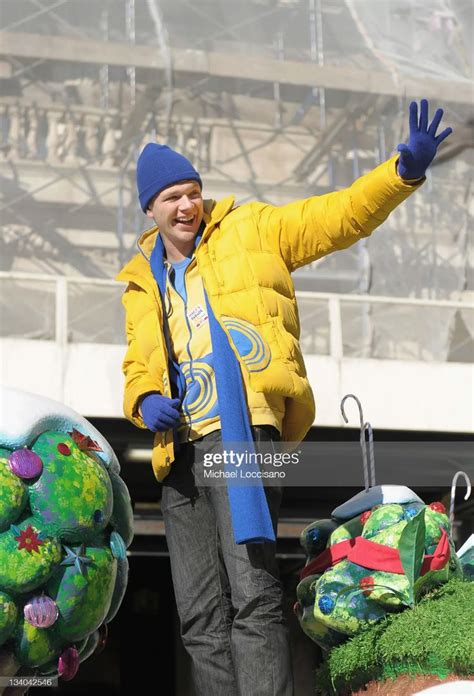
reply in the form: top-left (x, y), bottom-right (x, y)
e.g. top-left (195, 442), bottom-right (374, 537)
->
top-left (294, 395), bottom-right (470, 652)
top-left (0, 387), bottom-right (134, 683)
top-left (295, 486), bottom-right (462, 651)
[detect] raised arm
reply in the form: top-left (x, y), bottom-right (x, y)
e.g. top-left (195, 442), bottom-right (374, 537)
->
top-left (257, 99), bottom-right (452, 272)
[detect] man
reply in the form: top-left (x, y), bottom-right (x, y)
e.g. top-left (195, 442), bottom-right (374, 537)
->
top-left (116, 100), bottom-right (451, 695)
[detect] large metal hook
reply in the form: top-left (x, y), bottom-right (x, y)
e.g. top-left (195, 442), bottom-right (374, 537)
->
top-left (363, 421), bottom-right (376, 488)
top-left (449, 470), bottom-right (472, 525)
top-left (340, 394), bottom-right (376, 490)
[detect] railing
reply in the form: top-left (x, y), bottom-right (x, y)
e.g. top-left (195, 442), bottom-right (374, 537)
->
top-left (0, 272), bottom-right (124, 345)
top-left (0, 99), bottom-right (212, 170)
top-left (296, 292), bottom-right (473, 362)
top-left (1, 271), bottom-right (472, 362)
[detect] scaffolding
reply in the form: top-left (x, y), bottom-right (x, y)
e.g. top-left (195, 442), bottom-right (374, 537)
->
top-left (0, 0), bottom-right (472, 361)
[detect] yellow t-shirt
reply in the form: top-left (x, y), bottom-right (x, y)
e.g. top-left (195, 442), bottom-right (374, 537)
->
top-left (165, 256), bottom-right (285, 443)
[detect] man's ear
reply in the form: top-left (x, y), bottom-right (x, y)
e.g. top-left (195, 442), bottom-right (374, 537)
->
top-left (145, 207), bottom-right (154, 219)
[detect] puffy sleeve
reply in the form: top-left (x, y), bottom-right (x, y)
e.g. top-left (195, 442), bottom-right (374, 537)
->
top-left (256, 155), bottom-right (423, 272)
top-left (121, 283), bottom-right (162, 429)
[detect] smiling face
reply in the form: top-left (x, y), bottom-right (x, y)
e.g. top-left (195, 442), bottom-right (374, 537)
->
top-left (146, 180), bottom-right (204, 262)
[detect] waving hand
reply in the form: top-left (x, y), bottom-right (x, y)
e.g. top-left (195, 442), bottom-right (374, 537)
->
top-left (397, 99), bottom-right (452, 180)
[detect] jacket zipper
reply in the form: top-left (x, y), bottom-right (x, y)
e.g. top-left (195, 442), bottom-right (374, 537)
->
top-left (182, 266), bottom-right (194, 443)
top-left (167, 261), bottom-right (194, 440)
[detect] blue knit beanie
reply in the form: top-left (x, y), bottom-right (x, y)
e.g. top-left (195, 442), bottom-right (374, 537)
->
top-left (136, 143), bottom-right (202, 212)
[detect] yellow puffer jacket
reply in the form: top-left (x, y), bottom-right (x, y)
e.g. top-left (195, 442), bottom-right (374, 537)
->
top-left (116, 156), bottom-right (422, 482)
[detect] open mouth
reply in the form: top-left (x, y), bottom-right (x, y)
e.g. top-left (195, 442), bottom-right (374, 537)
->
top-left (174, 216), bottom-right (195, 227)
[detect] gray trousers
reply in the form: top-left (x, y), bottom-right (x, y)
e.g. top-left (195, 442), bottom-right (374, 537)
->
top-left (161, 426), bottom-right (294, 696)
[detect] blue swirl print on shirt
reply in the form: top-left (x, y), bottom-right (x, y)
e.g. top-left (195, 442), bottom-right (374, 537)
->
top-left (181, 354), bottom-right (219, 423)
top-left (221, 318), bottom-right (271, 372)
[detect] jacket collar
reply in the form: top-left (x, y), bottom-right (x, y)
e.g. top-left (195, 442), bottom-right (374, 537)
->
top-left (115, 195), bottom-right (235, 285)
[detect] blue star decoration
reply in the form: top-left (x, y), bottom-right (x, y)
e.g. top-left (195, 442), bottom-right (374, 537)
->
top-left (61, 543), bottom-right (93, 577)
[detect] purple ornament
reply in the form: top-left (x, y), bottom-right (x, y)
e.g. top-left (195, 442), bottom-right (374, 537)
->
top-left (24, 595), bottom-right (59, 628)
top-left (58, 646), bottom-right (79, 681)
top-left (8, 449), bottom-right (43, 479)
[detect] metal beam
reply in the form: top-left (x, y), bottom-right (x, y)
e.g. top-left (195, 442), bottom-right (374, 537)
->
top-left (293, 93), bottom-right (393, 181)
top-left (133, 516), bottom-right (310, 539)
top-left (0, 31), bottom-right (471, 104)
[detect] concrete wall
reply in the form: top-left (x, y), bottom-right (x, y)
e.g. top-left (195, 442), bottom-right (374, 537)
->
top-left (1, 339), bottom-right (472, 432)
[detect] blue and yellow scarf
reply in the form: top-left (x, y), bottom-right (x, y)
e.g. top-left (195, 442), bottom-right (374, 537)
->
top-left (150, 232), bottom-right (275, 544)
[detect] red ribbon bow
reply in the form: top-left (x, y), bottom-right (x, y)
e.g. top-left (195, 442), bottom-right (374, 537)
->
top-left (300, 528), bottom-right (450, 580)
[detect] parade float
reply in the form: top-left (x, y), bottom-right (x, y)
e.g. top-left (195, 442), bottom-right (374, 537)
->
top-left (0, 386), bottom-right (134, 692)
top-left (295, 395), bottom-right (473, 696)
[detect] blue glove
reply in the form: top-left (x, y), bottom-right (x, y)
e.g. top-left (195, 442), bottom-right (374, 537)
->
top-left (139, 393), bottom-right (181, 432)
top-left (397, 99), bottom-right (452, 180)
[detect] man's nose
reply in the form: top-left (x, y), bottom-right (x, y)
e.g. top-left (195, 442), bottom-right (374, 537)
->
top-left (178, 195), bottom-right (194, 210)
